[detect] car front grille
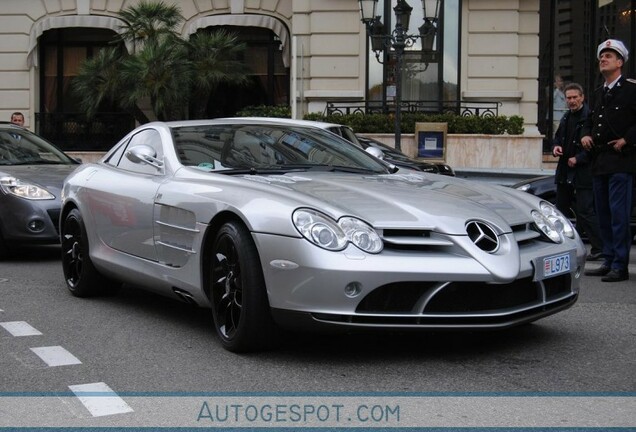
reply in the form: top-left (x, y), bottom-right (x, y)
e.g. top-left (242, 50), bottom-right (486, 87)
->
top-left (380, 223), bottom-right (543, 254)
top-left (355, 275), bottom-right (571, 314)
top-left (311, 274), bottom-right (575, 327)
top-left (46, 209), bottom-right (61, 234)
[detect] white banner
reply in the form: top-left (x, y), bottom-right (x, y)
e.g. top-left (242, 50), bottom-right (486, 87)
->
top-left (0, 394), bottom-right (634, 428)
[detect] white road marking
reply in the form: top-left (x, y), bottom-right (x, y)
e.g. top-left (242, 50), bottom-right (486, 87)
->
top-left (0, 321), bottom-right (43, 336)
top-left (30, 346), bottom-right (82, 367)
top-left (68, 382), bottom-right (134, 417)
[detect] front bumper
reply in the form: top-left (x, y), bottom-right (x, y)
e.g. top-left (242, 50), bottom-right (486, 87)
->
top-left (0, 194), bottom-right (60, 245)
top-left (253, 231), bottom-right (585, 331)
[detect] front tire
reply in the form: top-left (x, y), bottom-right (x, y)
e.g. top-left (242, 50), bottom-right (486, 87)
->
top-left (61, 208), bottom-right (112, 297)
top-left (209, 221), bottom-right (278, 352)
top-left (0, 230), bottom-right (9, 260)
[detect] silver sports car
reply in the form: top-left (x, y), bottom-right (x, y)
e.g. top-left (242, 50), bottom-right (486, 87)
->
top-left (60, 118), bottom-right (586, 352)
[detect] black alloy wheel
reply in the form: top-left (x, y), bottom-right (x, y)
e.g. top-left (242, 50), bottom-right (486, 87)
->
top-left (210, 221), bottom-right (277, 352)
top-left (61, 208), bottom-right (110, 297)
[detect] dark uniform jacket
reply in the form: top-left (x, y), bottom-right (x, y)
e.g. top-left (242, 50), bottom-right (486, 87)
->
top-left (552, 104), bottom-right (593, 188)
top-left (581, 76), bottom-right (636, 175)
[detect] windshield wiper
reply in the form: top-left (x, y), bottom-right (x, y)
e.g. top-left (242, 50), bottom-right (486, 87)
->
top-left (263, 164), bottom-right (383, 173)
top-left (319, 165), bottom-right (383, 174)
top-left (219, 164), bottom-right (327, 175)
top-left (220, 167), bottom-right (290, 175)
top-left (6, 160), bottom-right (67, 165)
top-left (218, 164), bottom-right (386, 175)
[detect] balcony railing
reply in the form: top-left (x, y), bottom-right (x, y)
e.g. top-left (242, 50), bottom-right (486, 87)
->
top-left (325, 100), bottom-right (501, 117)
top-left (35, 112), bottom-right (135, 152)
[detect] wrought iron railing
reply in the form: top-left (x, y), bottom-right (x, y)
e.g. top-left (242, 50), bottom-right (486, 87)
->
top-left (35, 112), bottom-right (135, 152)
top-left (325, 100), bottom-right (501, 117)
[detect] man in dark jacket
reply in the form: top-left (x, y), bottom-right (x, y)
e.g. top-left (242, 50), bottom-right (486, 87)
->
top-left (552, 82), bottom-right (603, 261)
top-left (581, 39), bottom-right (636, 282)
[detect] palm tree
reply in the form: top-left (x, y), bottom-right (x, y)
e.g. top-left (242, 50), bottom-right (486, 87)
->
top-left (120, 39), bottom-right (191, 121)
top-left (187, 29), bottom-right (251, 119)
top-left (72, 0), bottom-right (249, 122)
top-left (116, 0), bottom-right (182, 47)
top-left (73, 46), bottom-right (150, 124)
top-left (73, 47), bottom-right (123, 119)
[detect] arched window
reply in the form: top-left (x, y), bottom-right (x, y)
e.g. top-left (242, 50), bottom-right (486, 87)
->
top-left (184, 14), bottom-right (291, 118)
top-left (39, 28), bottom-right (116, 113)
top-left (199, 26), bottom-right (290, 118)
top-left (36, 27), bottom-right (134, 151)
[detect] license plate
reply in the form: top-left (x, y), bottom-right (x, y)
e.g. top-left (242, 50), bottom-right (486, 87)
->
top-left (543, 252), bottom-right (571, 278)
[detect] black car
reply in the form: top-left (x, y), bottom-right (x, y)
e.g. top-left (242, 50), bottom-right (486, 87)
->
top-left (0, 122), bottom-right (80, 258)
top-left (355, 135), bottom-right (456, 176)
top-left (307, 120), bottom-right (455, 175)
top-left (513, 175), bottom-right (636, 239)
top-left (512, 175), bottom-right (556, 202)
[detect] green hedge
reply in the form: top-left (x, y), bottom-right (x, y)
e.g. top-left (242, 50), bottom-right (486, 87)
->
top-left (236, 105), bottom-right (525, 135)
top-left (235, 104), bottom-right (292, 118)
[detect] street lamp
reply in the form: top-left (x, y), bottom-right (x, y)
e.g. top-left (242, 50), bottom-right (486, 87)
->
top-left (359, 0), bottom-right (440, 152)
top-left (419, 0), bottom-right (439, 53)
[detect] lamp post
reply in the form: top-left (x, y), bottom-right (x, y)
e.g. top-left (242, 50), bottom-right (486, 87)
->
top-left (359, 0), bottom-right (439, 152)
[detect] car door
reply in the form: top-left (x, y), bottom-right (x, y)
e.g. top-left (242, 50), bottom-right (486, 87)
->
top-left (89, 128), bottom-right (165, 261)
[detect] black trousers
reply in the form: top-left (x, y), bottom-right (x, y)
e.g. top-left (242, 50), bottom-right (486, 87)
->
top-left (555, 182), bottom-right (603, 254)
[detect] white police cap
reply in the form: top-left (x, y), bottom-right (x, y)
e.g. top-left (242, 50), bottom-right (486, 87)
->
top-left (597, 39), bottom-right (629, 62)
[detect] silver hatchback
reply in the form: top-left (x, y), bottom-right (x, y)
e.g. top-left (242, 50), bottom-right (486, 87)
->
top-left (0, 123), bottom-right (79, 258)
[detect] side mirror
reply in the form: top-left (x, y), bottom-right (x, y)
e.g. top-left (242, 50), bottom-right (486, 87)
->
top-left (126, 145), bottom-right (163, 169)
top-left (365, 146), bottom-right (385, 160)
top-left (364, 146), bottom-right (398, 172)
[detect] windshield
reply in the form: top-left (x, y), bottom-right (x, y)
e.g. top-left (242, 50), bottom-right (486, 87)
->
top-left (171, 123), bottom-right (390, 174)
top-left (0, 128), bottom-right (77, 166)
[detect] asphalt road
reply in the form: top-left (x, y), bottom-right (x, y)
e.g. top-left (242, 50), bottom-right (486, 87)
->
top-left (0, 245), bottom-right (634, 427)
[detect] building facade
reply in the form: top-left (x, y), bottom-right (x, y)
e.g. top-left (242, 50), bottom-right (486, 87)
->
top-left (1, 0), bottom-right (542, 152)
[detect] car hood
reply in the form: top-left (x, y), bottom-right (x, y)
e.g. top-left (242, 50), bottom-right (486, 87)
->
top-left (0, 164), bottom-right (79, 190)
top-left (237, 171), bottom-right (537, 234)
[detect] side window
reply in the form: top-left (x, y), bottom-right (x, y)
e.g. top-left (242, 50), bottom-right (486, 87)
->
top-left (339, 126), bottom-right (360, 146)
top-left (104, 138), bottom-right (130, 167)
top-left (116, 129), bottom-right (163, 175)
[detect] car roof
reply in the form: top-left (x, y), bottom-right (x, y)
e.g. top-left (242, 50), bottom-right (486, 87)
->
top-left (0, 122), bottom-right (27, 130)
top-left (225, 117), bottom-right (348, 129)
top-left (162, 117), bottom-right (349, 130)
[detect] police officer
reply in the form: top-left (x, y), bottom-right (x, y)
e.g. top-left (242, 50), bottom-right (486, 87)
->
top-left (581, 39), bottom-right (636, 282)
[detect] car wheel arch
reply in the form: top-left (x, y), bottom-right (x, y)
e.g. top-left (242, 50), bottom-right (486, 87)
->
top-left (61, 206), bottom-right (118, 296)
top-left (201, 213), bottom-right (279, 352)
top-left (59, 202), bottom-right (79, 234)
top-left (200, 211), bottom-right (258, 301)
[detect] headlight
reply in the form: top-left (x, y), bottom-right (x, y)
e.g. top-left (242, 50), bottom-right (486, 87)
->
top-left (292, 209), bottom-right (383, 253)
top-left (0, 176), bottom-right (55, 200)
top-left (531, 201), bottom-right (576, 243)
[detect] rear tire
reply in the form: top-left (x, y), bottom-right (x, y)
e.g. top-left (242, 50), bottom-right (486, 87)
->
top-left (209, 221), bottom-right (278, 352)
top-left (61, 208), bottom-right (114, 297)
